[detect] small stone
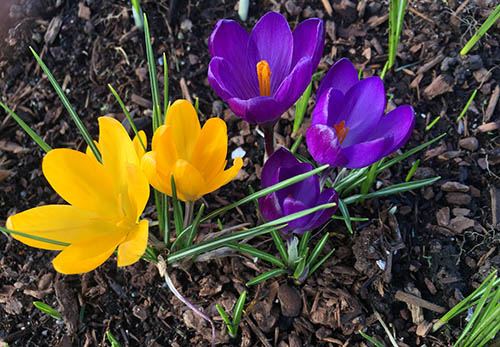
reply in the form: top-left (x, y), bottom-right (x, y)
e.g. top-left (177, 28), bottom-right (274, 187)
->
top-left (438, 151), bottom-right (461, 160)
top-left (436, 207), bottom-right (450, 226)
top-left (445, 192), bottom-right (472, 206)
top-left (278, 284), bottom-right (301, 317)
top-left (470, 186), bottom-right (481, 198)
top-left (132, 305), bottom-right (148, 321)
top-left (414, 167), bottom-right (436, 179)
top-left (180, 19), bottom-right (193, 32)
top-left (302, 5), bottom-right (315, 18)
top-left (285, 0), bottom-right (301, 16)
top-left (458, 137), bottom-right (479, 151)
top-left (232, 147), bottom-right (246, 160)
top-left (449, 216), bottom-right (475, 234)
top-left (78, 2), bottom-right (91, 20)
top-left (188, 54), bottom-right (199, 65)
top-left (212, 100), bottom-right (224, 117)
top-left (452, 208), bottom-right (470, 217)
top-left (423, 187), bottom-right (435, 200)
top-left (464, 55), bottom-right (483, 71)
top-left (441, 57), bottom-right (458, 72)
top-left (441, 181), bottom-right (469, 193)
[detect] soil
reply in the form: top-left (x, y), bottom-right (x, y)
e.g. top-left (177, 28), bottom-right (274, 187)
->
top-left (1, 0), bottom-right (499, 346)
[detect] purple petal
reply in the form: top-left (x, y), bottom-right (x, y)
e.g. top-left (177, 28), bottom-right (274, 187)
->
top-left (341, 136), bottom-right (394, 168)
top-left (209, 20), bottom-right (257, 99)
top-left (311, 88), bottom-right (344, 127)
top-left (227, 96), bottom-right (283, 124)
top-left (274, 57), bottom-right (312, 108)
top-left (340, 76), bottom-right (386, 147)
top-left (307, 188), bottom-right (338, 231)
top-left (317, 58), bottom-right (359, 98)
top-left (261, 147), bottom-right (299, 188)
top-left (369, 105), bottom-right (415, 156)
top-left (306, 124), bottom-right (348, 167)
top-left (259, 193), bottom-right (283, 223)
top-left (208, 57), bottom-right (258, 100)
top-left (247, 12), bottom-right (293, 95)
top-left (282, 197), bottom-right (312, 233)
top-left (276, 163), bottom-right (319, 207)
top-left (291, 18), bottom-right (324, 69)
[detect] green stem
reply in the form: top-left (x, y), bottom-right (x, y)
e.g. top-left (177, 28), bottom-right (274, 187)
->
top-left (184, 201), bottom-right (195, 229)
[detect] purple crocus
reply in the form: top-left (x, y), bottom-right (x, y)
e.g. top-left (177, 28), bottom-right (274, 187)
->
top-left (208, 12), bottom-right (324, 125)
top-left (258, 147), bottom-right (338, 235)
top-left (306, 58), bottom-right (415, 169)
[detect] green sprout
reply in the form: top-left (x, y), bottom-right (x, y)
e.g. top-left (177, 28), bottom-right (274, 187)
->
top-left (216, 291), bottom-right (247, 338)
top-left (460, 3), bottom-right (500, 56)
top-left (380, 0), bottom-right (407, 79)
top-left (33, 301), bottom-right (62, 320)
top-left (131, 0), bottom-right (144, 31)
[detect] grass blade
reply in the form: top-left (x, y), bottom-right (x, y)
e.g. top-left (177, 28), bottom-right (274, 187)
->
top-left (30, 47), bottom-right (101, 161)
top-left (1, 226), bottom-right (69, 247)
top-left (33, 301), bottom-right (62, 320)
top-left (460, 3), bottom-right (500, 56)
top-left (293, 82), bottom-right (312, 133)
top-left (457, 89), bottom-right (478, 122)
top-left (0, 102), bottom-right (52, 153)
top-left (227, 242), bottom-right (284, 268)
top-left (143, 14), bottom-right (162, 130)
top-left (246, 269), bottom-right (288, 286)
top-left (337, 198), bottom-right (353, 234)
top-left (270, 229), bottom-right (288, 264)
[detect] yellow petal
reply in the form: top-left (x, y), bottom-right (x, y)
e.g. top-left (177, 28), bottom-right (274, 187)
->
top-left (164, 100), bottom-right (200, 161)
top-left (151, 125), bottom-right (167, 150)
top-left (98, 116), bottom-right (139, 198)
top-left (133, 130), bottom-right (147, 160)
top-left (52, 231), bottom-right (124, 274)
top-left (42, 149), bottom-right (119, 217)
top-left (203, 157), bottom-right (243, 196)
top-left (154, 125), bottom-right (178, 175)
top-left (141, 151), bottom-right (172, 195)
top-left (125, 164), bottom-right (150, 222)
top-left (172, 159), bottom-right (206, 202)
top-left (191, 118), bottom-right (228, 183)
top-left (6, 205), bottom-right (113, 250)
top-left (117, 219), bottom-right (148, 267)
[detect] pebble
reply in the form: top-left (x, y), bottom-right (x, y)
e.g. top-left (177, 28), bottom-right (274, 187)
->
top-left (436, 207), bottom-right (450, 226)
top-left (464, 55), bottom-right (483, 71)
top-left (211, 100), bottom-right (223, 117)
top-left (440, 181), bottom-right (469, 193)
top-left (180, 19), bottom-right (193, 32)
top-left (449, 216), bottom-right (475, 234)
top-left (414, 167), bottom-right (436, 179)
top-left (285, 0), bottom-right (301, 16)
top-left (441, 57), bottom-right (458, 72)
top-left (458, 137), bottom-right (479, 151)
top-left (423, 187), bottom-right (435, 200)
top-left (452, 208), bottom-right (470, 217)
top-left (445, 192), bottom-right (472, 206)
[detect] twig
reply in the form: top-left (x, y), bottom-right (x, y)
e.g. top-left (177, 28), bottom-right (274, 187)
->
top-left (373, 309), bottom-right (399, 347)
top-left (395, 290), bottom-right (445, 313)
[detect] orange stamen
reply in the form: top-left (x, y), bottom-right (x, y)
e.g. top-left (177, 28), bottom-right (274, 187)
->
top-left (333, 120), bottom-right (350, 144)
top-left (256, 60), bottom-right (272, 97)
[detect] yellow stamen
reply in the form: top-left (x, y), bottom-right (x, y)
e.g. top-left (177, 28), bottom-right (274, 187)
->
top-left (333, 120), bottom-right (350, 144)
top-left (256, 60), bottom-right (272, 97)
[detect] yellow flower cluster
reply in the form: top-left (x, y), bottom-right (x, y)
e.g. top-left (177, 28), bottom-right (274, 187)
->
top-left (6, 100), bottom-right (242, 274)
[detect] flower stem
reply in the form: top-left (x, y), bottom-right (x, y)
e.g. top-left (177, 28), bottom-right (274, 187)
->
top-left (184, 201), bottom-right (195, 229)
top-left (262, 121), bottom-right (276, 160)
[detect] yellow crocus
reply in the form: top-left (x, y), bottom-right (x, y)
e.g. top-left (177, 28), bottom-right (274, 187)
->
top-left (141, 99), bottom-right (243, 202)
top-left (6, 117), bottom-right (150, 274)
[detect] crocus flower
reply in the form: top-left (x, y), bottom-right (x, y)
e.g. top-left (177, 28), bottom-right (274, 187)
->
top-left (208, 11), bottom-right (324, 124)
top-left (306, 58), bottom-right (415, 169)
top-left (258, 147), bottom-right (338, 235)
top-left (141, 99), bottom-right (243, 202)
top-left (6, 117), bottom-right (150, 274)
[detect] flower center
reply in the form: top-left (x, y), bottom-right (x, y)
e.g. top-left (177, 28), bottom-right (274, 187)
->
top-left (256, 60), bottom-right (272, 97)
top-left (333, 120), bottom-right (349, 144)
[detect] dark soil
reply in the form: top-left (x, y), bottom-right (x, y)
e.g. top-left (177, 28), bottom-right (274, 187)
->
top-left (1, 0), bottom-right (499, 346)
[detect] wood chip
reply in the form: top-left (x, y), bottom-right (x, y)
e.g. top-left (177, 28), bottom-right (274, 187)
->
top-left (0, 169), bottom-right (12, 183)
top-left (180, 77), bottom-right (193, 104)
top-left (395, 290), bottom-right (445, 314)
top-left (484, 84), bottom-right (499, 123)
top-left (321, 0), bottom-right (333, 16)
top-left (78, 2), bottom-right (91, 20)
top-left (131, 94), bottom-right (153, 109)
top-left (476, 121), bottom-right (499, 132)
top-left (416, 51), bottom-right (445, 75)
top-left (44, 16), bottom-right (63, 45)
top-left (491, 186), bottom-right (500, 227)
top-left (423, 74), bottom-right (453, 100)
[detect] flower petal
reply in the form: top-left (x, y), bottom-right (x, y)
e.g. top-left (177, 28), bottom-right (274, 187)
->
top-left (227, 96), bottom-right (283, 124)
top-left (117, 219), bottom-right (149, 267)
top-left (340, 76), bottom-right (386, 147)
top-left (141, 151), bottom-right (172, 195)
top-left (317, 58), bottom-right (359, 98)
top-left (259, 192), bottom-right (283, 223)
top-left (98, 117), bottom-right (140, 199)
top-left (133, 130), bottom-right (147, 160)
top-left (311, 88), bottom-right (344, 127)
top-left (6, 205), bottom-right (111, 250)
top-left (153, 125), bottom-right (178, 176)
top-left (208, 57), bottom-right (258, 100)
top-left (276, 162), bottom-right (319, 208)
top-left (165, 100), bottom-right (201, 161)
top-left (261, 147), bottom-right (299, 188)
top-left (172, 159), bottom-right (206, 202)
top-left (248, 12), bottom-right (293, 94)
top-left (274, 57), bottom-right (313, 109)
top-left (292, 18), bottom-right (324, 70)
top-left (42, 148), bottom-right (119, 216)
top-left (191, 118), bottom-right (228, 183)
top-left (125, 164), bottom-right (150, 222)
top-left (341, 136), bottom-right (395, 168)
top-left (369, 105), bottom-right (415, 156)
top-left (306, 188), bottom-right (338, 231)
top-left (306, 124), bottom-right (348, 167)
top-left (203, 157), bottom-right (243, 197)
top-left (52, 231), bottom-right (124, 274)
top-left (282, 197), bottom-right (312, 233)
